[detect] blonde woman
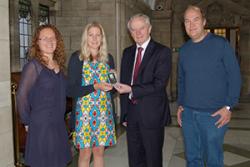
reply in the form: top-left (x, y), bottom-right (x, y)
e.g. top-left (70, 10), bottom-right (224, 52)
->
top-left (67, 22), bottom-right (116, 167)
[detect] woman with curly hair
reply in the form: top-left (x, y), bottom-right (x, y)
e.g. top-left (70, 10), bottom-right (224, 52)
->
top-left (17, 24), bottom-right (71, 167)
top-left (67, 22), bottom-right (116, 167)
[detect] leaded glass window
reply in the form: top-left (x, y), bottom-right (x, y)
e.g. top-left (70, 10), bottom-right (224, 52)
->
top-left (19, 0), bottom-right (32, 68)
top-left (39, 4), bottom-right (49, 25)
top-left (205, 28), bottom-right (227, 38)
top-left (144, 0), bottom-right (155, 10)
top-left (206, 27), bottom-right (240, 60)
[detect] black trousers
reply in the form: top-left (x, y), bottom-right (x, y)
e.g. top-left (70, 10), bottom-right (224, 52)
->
top-left (126, 103), bottom-right (165, 167)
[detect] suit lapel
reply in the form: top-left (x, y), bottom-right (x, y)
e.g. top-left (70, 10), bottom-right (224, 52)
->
top-left (137, 40), bottom-right (155, 75)
top-left (127, 45), bottom-right (137, 83)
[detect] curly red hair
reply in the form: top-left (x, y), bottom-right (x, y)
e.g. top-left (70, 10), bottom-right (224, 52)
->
top-left (29, 24), bottom-right (65, 70)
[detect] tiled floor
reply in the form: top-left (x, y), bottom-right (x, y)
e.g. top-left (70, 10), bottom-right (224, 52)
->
top-left (68, 98), bottom-right (250, 167)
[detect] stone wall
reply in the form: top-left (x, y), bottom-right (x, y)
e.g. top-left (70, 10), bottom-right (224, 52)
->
top-left (51, 0), bottom-right (154, 66)
top-left (52, 0), bottom-right (121, 117)
top-left (0, 0), bottom-right (14, 166)
top-left (239, 23), bottom-right (250, 96)
top-left (51, 0), bottom-right (154, 118)
top-left (52, 0), bottom-right (118, 65)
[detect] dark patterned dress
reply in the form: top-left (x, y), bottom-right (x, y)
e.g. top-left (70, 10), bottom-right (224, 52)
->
top-left (74, 61), bottom-right (116, 148)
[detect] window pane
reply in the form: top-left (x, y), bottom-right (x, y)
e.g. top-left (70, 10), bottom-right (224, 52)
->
top-left (20, 35), bottom-right (24, 46)
top-left (24, 24), bottom-right (28, 34)
top-left (25, 47), bottom-right (29, 57)
top-left (24, 35), bottom-right (28, 46)
top-left (26, 13), bottom-right (31, 22)
top-left (39, 4), bottom-right (49, 25)
top-left (19, 0), bottom-right (32, 67)
top-left (20, 47), bottom-right (25, 58)
top-left (19, 22), bottom-right (24, 34)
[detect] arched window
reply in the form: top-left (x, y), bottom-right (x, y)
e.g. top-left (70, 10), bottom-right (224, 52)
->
top-left (39, 4), bottom-right (49, 25)
top-left (19, 0), bottom-right (32, 68)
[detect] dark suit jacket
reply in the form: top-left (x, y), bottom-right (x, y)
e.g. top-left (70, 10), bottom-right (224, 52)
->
top-left (120, 39), bottom-right (172, 128)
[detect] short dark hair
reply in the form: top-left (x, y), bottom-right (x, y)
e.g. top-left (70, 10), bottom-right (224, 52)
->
top-left (184, 5), bottom-right (206, 19)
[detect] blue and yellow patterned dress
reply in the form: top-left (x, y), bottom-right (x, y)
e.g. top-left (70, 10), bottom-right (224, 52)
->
top-left (74, 61), bottom-right (116, 149)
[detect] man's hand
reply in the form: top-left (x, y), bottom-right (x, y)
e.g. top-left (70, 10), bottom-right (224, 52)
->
top-left (25, 125), bottom-right (28, 132)
top-left (94, 82), bottom-right (113, 92)
top-left (177, 106), bottom-right (184, 127)
top-left (211, 107), bottom-right (231, 128)
top-left (114, 83), bottom-right (132, 94)
top-left (122, 122), bottom-right (128, 127)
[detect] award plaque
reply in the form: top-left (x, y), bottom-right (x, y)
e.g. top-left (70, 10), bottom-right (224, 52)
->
top-left (108, 72), bottom-right (117, 84)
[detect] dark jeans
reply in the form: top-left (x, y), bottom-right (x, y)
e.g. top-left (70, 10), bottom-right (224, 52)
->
top-left (182, 107), bottom-right (228, 167)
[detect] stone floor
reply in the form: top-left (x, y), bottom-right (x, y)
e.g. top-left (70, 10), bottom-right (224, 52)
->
top-left (68, 99), bottom-right (250, 167)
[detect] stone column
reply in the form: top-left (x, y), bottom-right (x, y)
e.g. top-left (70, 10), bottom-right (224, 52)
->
top-left (0, 0), bottom-right (15, 166)
top-left (151, 9), bottom-right (173, 100)
top-left (9, 0), bottom-right (20, 72)
top-left (239, 20), bottom-right (250, 96)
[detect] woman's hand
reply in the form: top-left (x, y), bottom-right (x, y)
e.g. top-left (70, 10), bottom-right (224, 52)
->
top-left (94, 82), bottom-right (113, 92)
top-left (109, 69), bottom-right (117, 75)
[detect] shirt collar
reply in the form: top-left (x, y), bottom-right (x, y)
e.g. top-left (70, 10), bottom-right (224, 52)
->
top-left (136, 37), bottom-right (151, 50)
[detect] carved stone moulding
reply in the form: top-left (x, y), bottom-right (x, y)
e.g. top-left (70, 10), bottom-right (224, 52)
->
top-left (241, 16), bottom-right (250, 27)
top-left (206, 2), bottom-right (239, 27)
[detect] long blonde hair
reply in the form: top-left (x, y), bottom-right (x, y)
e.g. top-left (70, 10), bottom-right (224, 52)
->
top-left (79, 22), bottom-right (108, 63)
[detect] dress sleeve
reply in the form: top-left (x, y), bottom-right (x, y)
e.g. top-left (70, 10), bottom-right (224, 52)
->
top-left (16, 61), bottom-right (39, 125)
top-left (66, 52), bottom-right (95, 98)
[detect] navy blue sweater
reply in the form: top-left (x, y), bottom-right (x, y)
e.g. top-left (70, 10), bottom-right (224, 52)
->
top-left (178, 33), bottom-right (241, 112)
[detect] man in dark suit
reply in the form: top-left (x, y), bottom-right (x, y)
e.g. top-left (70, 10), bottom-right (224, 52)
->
top-left (114, 13), bottom-right (172, 167)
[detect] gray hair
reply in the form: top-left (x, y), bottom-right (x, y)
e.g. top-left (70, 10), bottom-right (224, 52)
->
top-left (127, 13), bottom-right (151, 30)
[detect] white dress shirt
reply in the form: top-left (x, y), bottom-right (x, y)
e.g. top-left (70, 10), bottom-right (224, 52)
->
top-left (129, 37), bottom-right (151, 99)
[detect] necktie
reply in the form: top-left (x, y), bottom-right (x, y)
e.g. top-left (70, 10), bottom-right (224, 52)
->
top-left (133, 47), bottom-right (143, 81)
top-left (131, 47), bottom-right (143, 104)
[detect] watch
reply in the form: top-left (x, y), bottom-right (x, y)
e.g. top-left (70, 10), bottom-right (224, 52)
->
top-left (225, 106), bottom-right (230, 111)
